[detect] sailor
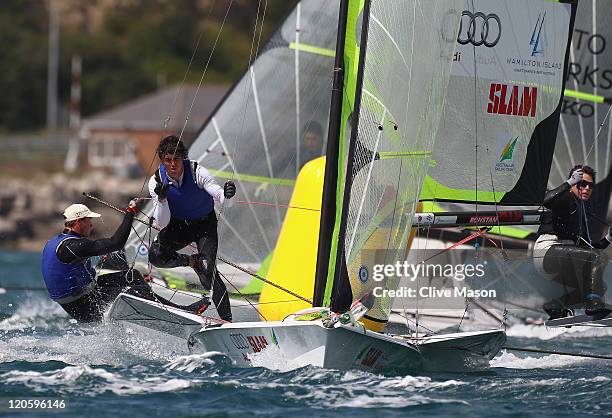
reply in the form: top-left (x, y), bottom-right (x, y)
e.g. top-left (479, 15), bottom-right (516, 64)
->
top-left (534, 165), bottom-right (612, 318)
top-left (41, 202), bottom-right (204, 322)
top-left (300, 120), bottom-right (324, 168)
top-left (148, 135), bottom-right (235, 322)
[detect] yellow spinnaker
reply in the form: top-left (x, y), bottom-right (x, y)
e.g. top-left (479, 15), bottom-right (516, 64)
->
top-left (259, 157), bottom-right (422, 331)
top-left (258, 157), bottom-right (325, 320)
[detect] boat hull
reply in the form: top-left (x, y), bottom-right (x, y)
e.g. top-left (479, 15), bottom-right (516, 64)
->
top-left (188, 322), bottom-right (505, 373)
top-left (109, 294), bottom-right (506, 373)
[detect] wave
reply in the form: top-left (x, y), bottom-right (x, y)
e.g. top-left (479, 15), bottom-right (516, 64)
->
top-left (506, 323), bottom-right (612, 340)
top-left (492, 350), bottom-right (592, 369)
top-left (1, 364), bottom-right (193, 396)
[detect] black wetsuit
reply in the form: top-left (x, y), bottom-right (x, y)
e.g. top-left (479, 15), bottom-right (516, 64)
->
top-left (148, 211), bottom-right (232, 321)
top-left (537, 182), bottom-right (610, 307)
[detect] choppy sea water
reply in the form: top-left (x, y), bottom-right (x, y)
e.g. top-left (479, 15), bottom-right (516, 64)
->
top-left (1, 250), bottom-right (611, 417)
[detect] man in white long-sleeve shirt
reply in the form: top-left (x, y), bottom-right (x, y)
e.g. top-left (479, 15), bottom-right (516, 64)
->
top-left (148, 135), bottom-right (236, 321)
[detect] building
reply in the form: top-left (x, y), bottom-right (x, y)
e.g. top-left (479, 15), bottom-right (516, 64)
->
top-left (78, 84), bottom-right (228, 176)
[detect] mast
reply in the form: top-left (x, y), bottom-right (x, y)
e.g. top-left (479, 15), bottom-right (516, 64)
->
top-left (328, 0), bottom-right (372, 313)
top-left (313, 0), bottom-right (351, 307)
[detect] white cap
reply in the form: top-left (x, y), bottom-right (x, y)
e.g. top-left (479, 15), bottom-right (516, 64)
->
top-left (63, 204), bottom-right (101, 222)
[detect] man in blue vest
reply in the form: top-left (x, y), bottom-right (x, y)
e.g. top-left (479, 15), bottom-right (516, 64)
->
top-left (41, 202), bottom-right (208, 322)
top-left (148, 135), bottom-right (235, 322)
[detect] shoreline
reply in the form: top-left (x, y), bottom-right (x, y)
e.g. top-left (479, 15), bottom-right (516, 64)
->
top-left (0, 171), bottom-right (145, 252)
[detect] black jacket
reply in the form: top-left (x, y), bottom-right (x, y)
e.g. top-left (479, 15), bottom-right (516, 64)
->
top-left (537, 182), bottom-right (609, 249)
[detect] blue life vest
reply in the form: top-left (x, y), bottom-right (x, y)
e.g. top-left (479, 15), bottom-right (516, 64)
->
top-left (159, 160), bottom-right (214, 220)
top-left (41, 233), bottom-right (96, 301)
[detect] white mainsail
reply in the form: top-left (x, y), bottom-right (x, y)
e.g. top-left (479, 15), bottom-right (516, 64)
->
top-left (423, 0), bottom-right (574, 206)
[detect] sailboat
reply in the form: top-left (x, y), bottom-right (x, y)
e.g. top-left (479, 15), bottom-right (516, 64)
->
top-left (108, 0), bottom-right (576, 372)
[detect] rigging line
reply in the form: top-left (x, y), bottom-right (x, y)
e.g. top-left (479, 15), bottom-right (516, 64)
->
top-left (384, 156), bottom-right (403, 265)
top-left (207, 200), bottom-right (229, 305)
top-left (249, 66), bottom-right (282, 231)
top-left (391, 310), bottom-right (438, 335)
top-left (550, 154), bottom-right (565, 189)
top-left (218, 0), bottom-right (272, 248)
top-left (484, 145), bottom-right (509, 328)
top-left (231, 299), bottom-right (290, 306)
top-left (455, 301), bottom-right (470, 333)
top-left (592, 1), bottom-right (599, 174)
top-left (247, 0), bottom-right (284, 235)
top-left (608, 108), bottom-right (612, 177)
top-left (416, 197), bottom-right (437, 339)
top-left (580, 199), bottom-right (592, 245)
top-left (162, 0), bottom-right (217, 134)
top-left (295, 2), bottom-right (301, 178)
top-left (218, 270), bottom-right (267, 321)
top-left (418, 228), bottom-right (489, 264)
top-left (227, 0), bottom-right (265, 181)
top-left (503, 346), bottom-right (612, 361)
top-left (568, 47), bottom-right (588, 160)
top-left (403, 0), bottom-right (417, 133)
top-left (469, 298), bottom-right (506, 325)
top-left (175, 0), bottom-right (235, 149)
top-left (83, 192), bottom-right (311, 304)
top-left (470, 0), bottom-right (478, 212)
top-left (211, 118), bottom-right (273, 252)
top-left (138, 0), bottom-right (218, 196)
top-left (121, 296), bottom-right (226, 325)
top-left (220, 256), bottom-right (312, 304)
top-left (218, 212), bottom-right (260, 260)
top-left (127, 223), bottom-right (149, 270)
top-left (235, 200), bottom-right (319, 212)
top-left (584, 103), bottom-right (612, 162)
top-left (556, 117), bottom-right (575, 183)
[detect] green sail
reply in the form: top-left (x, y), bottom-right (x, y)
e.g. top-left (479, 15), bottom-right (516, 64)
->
top-left (324, 0), bottom-right (463, 324)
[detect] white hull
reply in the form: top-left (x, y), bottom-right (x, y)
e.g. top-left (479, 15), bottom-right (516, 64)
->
top-left (110, 294), bottom-right (506, 373)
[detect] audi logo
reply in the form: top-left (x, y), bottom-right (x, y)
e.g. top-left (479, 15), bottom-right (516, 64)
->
top-left (229, 333), bottom-right (249, 350)
top-left (457, 11), bottom-right (501, 48)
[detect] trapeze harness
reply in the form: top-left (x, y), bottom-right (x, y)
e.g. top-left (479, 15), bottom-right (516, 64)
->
top-left (157, 160), bottom-right (214, 220)
top-left (41, 233), bottom-right (96, 303)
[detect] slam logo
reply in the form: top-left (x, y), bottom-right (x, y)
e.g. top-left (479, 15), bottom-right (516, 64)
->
top-left (487, 84), bottom-right (537, 117)
top-left (496, 135), bottom-right (518, 172)
top-left (530, 12), bottom-right (546, 56)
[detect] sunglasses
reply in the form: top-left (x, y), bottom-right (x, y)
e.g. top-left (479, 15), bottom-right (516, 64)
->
top-left (577, 180), bottom-right (594, 189)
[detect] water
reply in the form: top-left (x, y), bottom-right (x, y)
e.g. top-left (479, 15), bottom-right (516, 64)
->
top-left (1, 251), bottom-right (611, 417)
